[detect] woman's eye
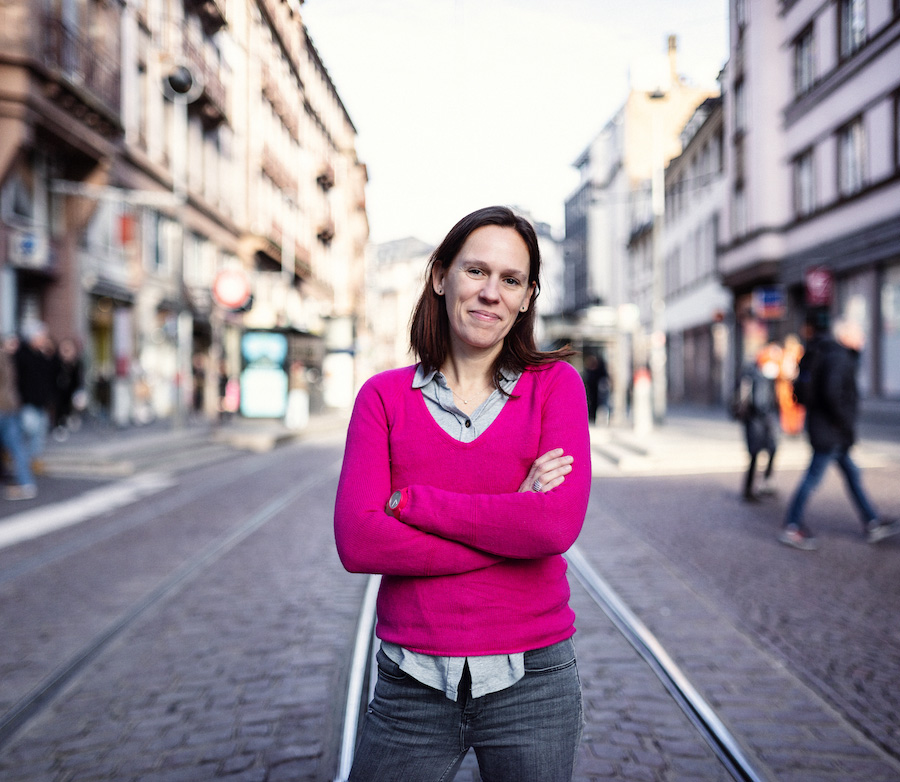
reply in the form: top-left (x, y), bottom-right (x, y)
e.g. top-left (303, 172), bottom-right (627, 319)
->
top-left (466, 267), bottom-right (484, 276)
top-left (504, 277), bottom-right (522, 286)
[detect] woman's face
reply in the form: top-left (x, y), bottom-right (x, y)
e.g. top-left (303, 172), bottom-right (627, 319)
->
top-left (433, 225), bottom-right (535, 360)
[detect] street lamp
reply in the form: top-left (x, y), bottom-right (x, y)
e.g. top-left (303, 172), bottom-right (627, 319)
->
top-left (160, 58), bottom-right (203, 428)
top-left (648, 88), bottom-right (668, 424)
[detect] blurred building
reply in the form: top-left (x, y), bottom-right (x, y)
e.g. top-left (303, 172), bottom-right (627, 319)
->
top-left (365, 237), bottom-right (433, 377)
top-left (561, 35), bottom-right (719, 422)
top-left (632, 97), bottom-right (732, 407)
top-left (0, 0), bottom-right (368, 426)
top-left (719, 0), bottom-right (900, 416)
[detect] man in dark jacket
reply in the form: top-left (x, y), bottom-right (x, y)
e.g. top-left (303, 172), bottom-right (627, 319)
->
top-left (779, 317), bottom-right (899, 550)
top-left (14, 321), bottom-right (56, 473)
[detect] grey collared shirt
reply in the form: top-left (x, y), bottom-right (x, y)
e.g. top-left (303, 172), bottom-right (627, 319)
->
top-left (381, 364), bottom-right (525, 700)
top-left (413, 364), bottom-right (521, 442)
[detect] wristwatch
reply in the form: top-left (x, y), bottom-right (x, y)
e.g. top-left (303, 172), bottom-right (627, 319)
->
top-left (387, 489), bottom-right (408, 517)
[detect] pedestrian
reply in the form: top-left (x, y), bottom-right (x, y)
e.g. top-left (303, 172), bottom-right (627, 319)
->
top-left (14, 321), bottom-right (56, 474)
top-left (776, 333), bottom-right (805, 436)
top-left (334, 206), bottom-right (591, 781)
top-left (779, 314), bottom-right (899, 550)
top-left (735, 343), bottom-right (781, 502)
top-left (1, 335), bottom-right (37, 500)
top-left (53, 337), bottom-right (84, 441)
top-left (583, 352), bottom-right (610, 425)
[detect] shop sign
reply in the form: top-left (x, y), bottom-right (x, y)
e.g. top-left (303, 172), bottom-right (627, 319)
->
top-left (804, 266), bottom-right (834, 307)
top-left (8, 230), bottom-right (49, 269)
top-left (752, 285), bottom-right (786, 320)
top-left (240, 331), bottom-right (288, 418)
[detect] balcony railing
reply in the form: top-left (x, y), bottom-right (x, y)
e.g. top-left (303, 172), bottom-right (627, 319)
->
top-left (42, 16), bottom-right (120, 116)
top-left (185, 0), bottom-right (227, 35)
top-left (183, 38), bottom-right (228, 127)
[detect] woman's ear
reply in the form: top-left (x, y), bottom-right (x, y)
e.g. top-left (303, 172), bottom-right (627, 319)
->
top-left (431, 264), bottom-right (445, 296)
top-left (520, 281), bottom-right (537, 312)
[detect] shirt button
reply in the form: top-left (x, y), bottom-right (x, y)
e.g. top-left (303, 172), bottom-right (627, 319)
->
top-left (465, 419), bottom-right (472, 428)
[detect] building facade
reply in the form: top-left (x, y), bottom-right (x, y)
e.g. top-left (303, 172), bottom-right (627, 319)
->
top-left (562, 36), bottom-right (719, 420)
top-left (0, 0), bottom-right (368, 426)
top-left (657, 97), bottom-right (732, 406)
top-left (719, 0), bottom-right (900, 415)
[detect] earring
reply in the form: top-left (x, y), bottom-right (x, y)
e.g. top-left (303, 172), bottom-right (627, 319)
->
top-left (520, 306), bottom-right (527, 312)
top-left (437, 288), bottom-right (443, 295)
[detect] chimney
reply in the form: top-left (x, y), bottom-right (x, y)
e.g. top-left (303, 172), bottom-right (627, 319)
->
top-left (668, 35), bottom-right (678, 87)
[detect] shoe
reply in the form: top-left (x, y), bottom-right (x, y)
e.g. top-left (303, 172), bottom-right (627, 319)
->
top-left (757, 479), bottom-right (777, 496)
top-left (866, 519), bottom-right (900, 544)
top-left (4, 484), bottom-right (37, 501)
top-left (778, 526), bottom-right (819, 551)
top-left (741, 492), bottom-right (761, 504)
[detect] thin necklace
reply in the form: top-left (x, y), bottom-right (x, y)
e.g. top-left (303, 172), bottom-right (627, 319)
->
top-left (451, 382), bottom-right (493, 405)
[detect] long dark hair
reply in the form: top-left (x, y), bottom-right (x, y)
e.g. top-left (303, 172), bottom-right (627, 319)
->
top-left (409, 205), bottom-right (573, 385)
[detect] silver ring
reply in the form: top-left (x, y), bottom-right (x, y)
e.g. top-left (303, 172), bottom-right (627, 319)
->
top-left (532, 478), bottom-right (543, 492)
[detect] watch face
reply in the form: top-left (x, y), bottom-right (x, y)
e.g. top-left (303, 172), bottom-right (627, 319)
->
top-left (390, 492), bottom-right (400, 509)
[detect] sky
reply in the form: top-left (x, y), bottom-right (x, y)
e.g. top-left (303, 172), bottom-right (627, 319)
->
top-left (301, 0), bottom-right (729, 246)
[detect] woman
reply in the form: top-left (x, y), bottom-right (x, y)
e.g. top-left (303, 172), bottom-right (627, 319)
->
top-left (334, 206), bottom-right (591, 781)
top-left (738, 343), bottom-right (781, 502)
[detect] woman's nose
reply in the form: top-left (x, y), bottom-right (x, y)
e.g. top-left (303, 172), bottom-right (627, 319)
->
top-left (479, 276), bottom-right (501, 301)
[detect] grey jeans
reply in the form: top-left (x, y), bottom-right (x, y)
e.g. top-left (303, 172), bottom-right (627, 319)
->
top-left (349, 638), bottom-right (584, 782)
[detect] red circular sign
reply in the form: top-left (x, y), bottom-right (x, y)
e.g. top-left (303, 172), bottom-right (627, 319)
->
top-left (804, 266), bottom-right (834, 307)
top-left (212, 269), bottom-right (252, 310)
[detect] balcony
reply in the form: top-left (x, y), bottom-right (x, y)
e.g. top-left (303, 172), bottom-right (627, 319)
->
top-left (317, 218), bottom-right (335, 245)
top-left (42, 15), bottom-right (121, 119)
top-left (261, 65), bottom-right (299, 139)
top-left (185, 0), bottom-right (227, 35)
top-left (316, 163), bottom-right (335, 192)
top-left (261, 145), bottom-right (298, 194)
top-left (183, 38), bottom-right (228, 128)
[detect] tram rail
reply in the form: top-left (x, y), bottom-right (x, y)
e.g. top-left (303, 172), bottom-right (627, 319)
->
top-left (0, 461), bottom-right (332, 753)
top-left (335, 544), bottom-right (769, 782)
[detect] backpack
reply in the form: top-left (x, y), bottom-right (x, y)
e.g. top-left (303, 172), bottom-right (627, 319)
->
top-left (792, 343), bottom-right (823, 408)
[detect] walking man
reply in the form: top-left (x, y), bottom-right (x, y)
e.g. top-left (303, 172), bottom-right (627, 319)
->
top-left (779, 315), bottom-right (898, 550)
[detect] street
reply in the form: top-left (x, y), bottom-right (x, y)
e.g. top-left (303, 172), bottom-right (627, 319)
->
top-left (0, 410), bottom-right (899, 781)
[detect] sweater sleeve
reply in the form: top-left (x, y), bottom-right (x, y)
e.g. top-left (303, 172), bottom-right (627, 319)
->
top-left (334, 373), bottom-right (504, 576)
top-left (400, 362), bottom-right (591, 559)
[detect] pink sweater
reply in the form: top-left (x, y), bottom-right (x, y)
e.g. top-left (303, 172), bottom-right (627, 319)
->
top-left (334, 360), bottom-right (591, 656)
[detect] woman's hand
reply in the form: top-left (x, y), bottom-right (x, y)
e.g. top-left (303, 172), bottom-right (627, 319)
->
top-left (519, 448), bottom-right (574, 493)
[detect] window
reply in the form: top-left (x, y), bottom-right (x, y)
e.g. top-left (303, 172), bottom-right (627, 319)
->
top-left (794, 148), bottom-right (815, 217)
top-left (734, 79), bottom-right (747, 133)
top-left (794, 26), bottom-right (815, 96)
top-left (882, 265), bottom-right (900, 397)
top-left (838, 118), bottom-right (866, 197)
top-left (0, 170), bottom-right (34, 227)
top-left (733, 136), bottom-right (746, 186)
top-left (732, 185), bottom-right (747, 236)
top-left (839, 0), bottom-right (866, 58)
top-left (894, 92), bottom-right (900, 172)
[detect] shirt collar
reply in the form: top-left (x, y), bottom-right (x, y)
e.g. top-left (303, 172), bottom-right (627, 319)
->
top-left (412, 364), bottom-right (519, 391)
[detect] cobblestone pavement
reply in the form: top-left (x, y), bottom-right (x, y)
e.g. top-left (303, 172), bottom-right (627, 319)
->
top-left (0, 409), bottom-right (898, 780)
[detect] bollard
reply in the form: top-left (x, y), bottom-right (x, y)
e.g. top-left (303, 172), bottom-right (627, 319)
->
top-left (633, 367), bottom-right (653, 436)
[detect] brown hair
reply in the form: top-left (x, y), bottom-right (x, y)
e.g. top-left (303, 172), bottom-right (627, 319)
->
top-left (409, 205), bottom-right (573, 386)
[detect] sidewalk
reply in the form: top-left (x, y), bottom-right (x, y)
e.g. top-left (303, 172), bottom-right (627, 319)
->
top-left (28, 403), bottom-right (900, 481)
top-left (38, 410), bottom-right (351, 479)
top-left (589, 404), bottom-right (900, 477)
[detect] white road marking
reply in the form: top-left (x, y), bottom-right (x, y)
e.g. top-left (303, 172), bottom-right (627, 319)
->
top-left (0, 473), bottom-right (177, 550)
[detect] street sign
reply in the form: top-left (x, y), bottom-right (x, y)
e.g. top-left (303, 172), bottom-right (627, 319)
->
top-left (804, 266), bottom-right (834, 307)
top-left (212, 268), bottom-right (252, 311)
